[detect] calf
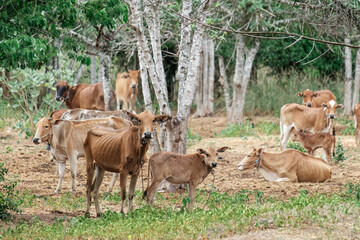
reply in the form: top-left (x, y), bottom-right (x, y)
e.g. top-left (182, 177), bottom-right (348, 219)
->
top-left (84, 110), bottom-right (171, 217)
top-left (292, 130), bottom-right (335, 162)
top-left (297, 89), bottom-right (336, 108)
top-left (143, 147), bottom-right (229, 210)
top-left (354, 103), bottom-right (360, 146)
top-left (115, 70), bottom-right (140, 111)
top-left (33, 117), bottom-right (132, 193)
top-left (238, 147), bottom-right (331, 183)
top-left (280, 100), bottom-right (343, 150)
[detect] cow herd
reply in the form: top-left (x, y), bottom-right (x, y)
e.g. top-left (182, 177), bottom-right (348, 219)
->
top-left (31, 78), bottom-right (357, 216)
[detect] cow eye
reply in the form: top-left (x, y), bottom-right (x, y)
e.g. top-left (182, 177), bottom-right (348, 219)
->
top-left (152, 120), bottom-right (155, 123)
top-left (206, 154), bottom-right (209, 157)
top-left (247, 155), bottom-right (250, 157)
top-left (45, 126), bottom-right (48, 129)
top-left (138, 120), bottom-right (141, 123)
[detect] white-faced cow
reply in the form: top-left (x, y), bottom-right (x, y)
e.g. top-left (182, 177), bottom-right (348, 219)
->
top-left (297, 89), bottom-right (336, 108)
top-left (142, 147), bottom-right (229, 210)
top-left (115, 70), bottom-right (140, 111)
top-left (33, 117), bottom-right (132, 193)
top-left (238, 148), bottom-right (331, 183)
top-left (84, 110), bottom-right (171, 217)
top-left (354, 103), bottom-right (360, 146)
top-left (280, 100), bottom-right (343, 150)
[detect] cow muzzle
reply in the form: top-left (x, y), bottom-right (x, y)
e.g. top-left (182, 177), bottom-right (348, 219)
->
top-left (144, 132), bottom-right (152, 139)
top-left (329, 114), bottom-right (335, 119)
top-left (33, 138), bottom-right (41, 144)
top-left (307, 103), bottom-right (312, 107)
top-left (211, 162), bottom-right (217, 168)
top-left (55, 96), bottom-right (64, 101)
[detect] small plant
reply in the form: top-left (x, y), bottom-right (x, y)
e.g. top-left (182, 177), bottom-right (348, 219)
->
top-left (215, 121), bottom-right (256, 137)
top-left (286, 141), bottom-right (306, 153)
top-left (187, 129), bottom-right (202, 147)
top-left (5, 146), bottom-right (13, 153)
top-left (345, 183), bottom-right (360, 203)
top-left (255, 122), bottom-right (280, 135)
top-left (334, 139), bottom-right (346, 163)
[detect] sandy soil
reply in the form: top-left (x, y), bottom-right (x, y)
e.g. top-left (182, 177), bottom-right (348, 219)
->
top-left (1, 116), bottom-right (359, 238)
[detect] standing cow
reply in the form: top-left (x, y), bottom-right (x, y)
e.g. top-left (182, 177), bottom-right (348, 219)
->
top-left (115, 70), bottom-right (140, 111)
top-left (280, 100), bottom-right (343, 150)
top-left (297, 89), bottom-right (336, 108)
top-left (354, 103), bottom-right (360, 146)
top-left (84, 110), bottom-right (171, 217)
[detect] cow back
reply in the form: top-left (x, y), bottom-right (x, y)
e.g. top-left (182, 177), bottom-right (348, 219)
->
top-left (312, 90), bottom-right (336, 108)
top-left (281, 103), bottom-right (321, 130)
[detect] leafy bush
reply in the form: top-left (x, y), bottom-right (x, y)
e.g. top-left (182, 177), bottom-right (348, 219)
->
top-left (334, 139), bottom-right (346, 163)
top-left (215, 121), bottom-right (256, 137)
top-left (0, 162), bottom-right (22, 220)
top-left (286, 141), bottom-right (306, 153)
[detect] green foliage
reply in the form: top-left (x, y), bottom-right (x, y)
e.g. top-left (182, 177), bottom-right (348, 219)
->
top-left (215, 121), bottom-right (256, 137)
top-left (286, 141), bottom-right (306, 153)
top-left (338, 118), bottom-right (355, 136)
top-left (346, 183), bottom-right (360, 204)
top-left (334, 139), bottom-right (346, 163)
top-left (187, 129), bottom-right (202, 147)
top-left (0, 162), bottom-right (22, 220)
top-left (254, 122), bottom-right (280, 135)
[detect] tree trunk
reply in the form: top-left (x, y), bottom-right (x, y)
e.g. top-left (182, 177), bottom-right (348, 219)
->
top-left (98, 60), bottom-right (103, 83)
top-left (228, 35), bottom-right (259, 124)
top-left (90, 55), bottom-right (97, 84)
top-left (207, 39), bottom-right (215, 116)
top-left (344, 37), bottom-right (353, 115)
top-left (352, 48), bottom-right (360, 109)
top-left (218, 56), bottom-right (231, 117)
top-left (74, 64), bottom-right (84, 84)
top-left (202, 40), bottom-right (209, 116)
top-left (193, 50), bottom-right (204, 118)
top-left (99, 53), bottom-right (114, 111)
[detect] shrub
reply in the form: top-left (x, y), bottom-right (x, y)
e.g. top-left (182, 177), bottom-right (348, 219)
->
top-left (334, 139), bottom-right (346, 163)
top-left (286, 141), bottom-right (306, 153)
top-left (0, 162), bottom-right (22, 220)
top-left (215, 121), bottom-right (256, 137)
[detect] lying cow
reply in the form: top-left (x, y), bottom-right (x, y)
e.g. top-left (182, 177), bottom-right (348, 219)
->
top-left (33, 117), bottom-right (132, 193)
top-left (115, 70), bottom-right (140, 111)
top-left (354, 103), bottom-right (360, 146)
top-left (84, 110), bottom-right (171, 217)
top-left (280, 100), bottom-right (343, 150)
top-left (297, 89), bottom-right (336, 108)
top-left (238, 147), bottom-right (331, 183)
top-left (293, 130), bottom-right (335, 162)
top-left (142, 147), bottom-right (229, 210)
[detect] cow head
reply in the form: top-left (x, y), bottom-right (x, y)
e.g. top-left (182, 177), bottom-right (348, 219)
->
top-left (197, 146), bottom-right (229, 169)
top-left (292, 129), bottom-right (307, 142)
top-left (238, 147), bottom-right (264, 171)
top-left (128, 70), bottom-right (140, 94)
top-left (33, 117), bottom-right (52, 144)
top-left (321, 100), bottom-right (343, 119)
top-left (297, 89), bottom-right (318, 107)
top-left (55, 81), bottom-right (69, 101)
top-left (126, 110), bottom-right (171, 141)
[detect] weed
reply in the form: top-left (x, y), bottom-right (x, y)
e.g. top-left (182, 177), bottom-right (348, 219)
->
top-left (215, 121), bottom-right (256, 137)
top-left (286, 141), bottom-right (306, 153)
top-left (187, 129), bottom-right (202, 147)
top-left (334, 139), bottom-right (346, 163)
top-left (5, 146), bottom-right (13, 153)
top-left (255, 122), bottom-right (280, 135)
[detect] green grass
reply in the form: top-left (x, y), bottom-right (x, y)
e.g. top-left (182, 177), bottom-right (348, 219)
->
top-left (2, 185), bottom-right (360, 239)
top-left (187, 128), bottom-right (202, 147)
top-left (286, 141), bottom-right (306, 153)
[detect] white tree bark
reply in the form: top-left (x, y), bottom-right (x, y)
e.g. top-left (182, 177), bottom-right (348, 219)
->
top-left (228, 34), bottom-right (259, 124)
top-left (344, 37), bottom-right (353, 115)
top-left (202, 40), bottom-right (209, 116)
top-left (207, 39), bottom-right (215, 116)
top-left (74, 64), bottom-right (84, 84)
top-left (219, 56), bottom-right (231, 117)
top-left (90, 55), bottom-right (97, 84)
top-left (99, 53), bottom-right (114, 111)
top-left (98, 60), bottom-right (103, 83)
top-left (352, 48), bottom-right (360, 109)
top-left (193, 50), bottom-right (204, 118)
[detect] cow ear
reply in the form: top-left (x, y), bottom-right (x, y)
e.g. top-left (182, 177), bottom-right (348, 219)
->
top-left (154, 115), bottom-right (171, 123)
top-left (197, 148), bottom-right (207, 155)
top-left (217, 146), bottom-right (229, 152)
top-left (297, 92), bottom-right (303, 97)
top-left (313, 93), bottom-right (319, 97)
top-left (51, 119), bottom-right (62, 126)
top-left (322, 103), bottom-right (328, 108)
top-left (257, 148), bottom-right (265, 155)
top-left (125, 110), bottom-right (139, 121)
top-left (336, 104), bottom-right (344, 109)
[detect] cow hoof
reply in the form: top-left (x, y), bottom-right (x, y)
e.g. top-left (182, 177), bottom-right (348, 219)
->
top-left (54, 190), bottom-right (60, 194)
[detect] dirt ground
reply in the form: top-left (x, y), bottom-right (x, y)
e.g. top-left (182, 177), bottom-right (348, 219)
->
top-left (1, 116), bottom-right (359, 238)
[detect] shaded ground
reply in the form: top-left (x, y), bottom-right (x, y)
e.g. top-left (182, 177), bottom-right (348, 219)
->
top-left (1, 116), bottom-right (359, 238)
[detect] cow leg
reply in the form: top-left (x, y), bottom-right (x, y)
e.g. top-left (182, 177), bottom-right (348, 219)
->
top-left (188, 183), bottom-right (197, 210)
top-left (93, 166), bottom-right (105, 217)
top-left (147, 179), bottom-right (164, 206)
top-left (119, 171), bottom-right (128, 214)
top-left (107, 173), bottom-right (119, 193)
top-left (322, 148), bottom-right (330, 162)
top-left (276, 178), bottom-right (292, 182)
top-left (128, 174), bottom-right (139, 211)
top-left (68, 156), bottom-right (77, 193)
top-left (54, 161), bottom-right (66, 194)
top-left (117, 97), bottom-right (121, 110)
top-left (280, 125), bottom-right (293, 150)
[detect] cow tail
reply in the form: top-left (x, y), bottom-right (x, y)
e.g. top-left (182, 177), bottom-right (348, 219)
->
top-left (142, 155), bottom-right (152, 200)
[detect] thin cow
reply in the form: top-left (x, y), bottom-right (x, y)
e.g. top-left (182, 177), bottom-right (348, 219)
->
top-left (354, 103), bottom-right (360, 146)
top-left (84, 110), bottom-right (171, 217)
top-left (238, 147), bottom-right (331, 183)
top-left (297, 89), bottom-right (336, 108)
top-left (280, 100), bottom-right (343, 150)
top-left (55, 81), bottom-right (110, 110)
top-left (115, 70), bottom-right (140, 111)
top-left (33, 117), bottom-right (132, 193)
top-left (143, 147), bottom-right (229, 210)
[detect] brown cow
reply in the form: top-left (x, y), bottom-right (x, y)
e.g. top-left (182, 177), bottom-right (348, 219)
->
top-left (280, 100), bottom-right (343, 150)
top-left (55, 81), bottom-right (108, 110)
top-left (293, 130), bottom-right (336, 162)
top-left (143, 147), bottom-right (229, 210)
top-left (354, 103), bottom-right (360, 146)
top-left (115, 70), bottom-right (140, 111)
top-left (238, 148), bottom-right (331, 183)
top-left (297, 89), bottom-right (336, 108)
top-left (33, 117), bottom-right (132, 193)
top-left (84, 110), bottom-right (171, 217)
top-left (50, 109), bottom-right (68, 120)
